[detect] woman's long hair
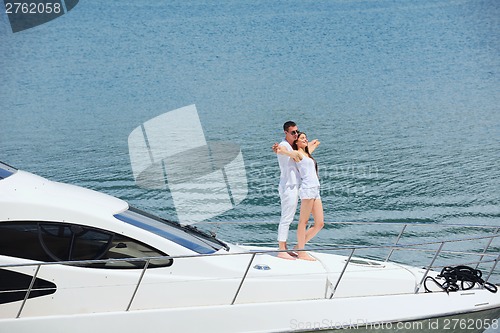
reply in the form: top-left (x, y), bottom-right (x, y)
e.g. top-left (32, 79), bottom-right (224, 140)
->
top-left (293, 132), bottom-right (318, 174)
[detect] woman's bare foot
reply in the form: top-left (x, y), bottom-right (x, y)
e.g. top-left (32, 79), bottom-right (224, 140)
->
top-left (277, 252), bottom-right (296, 260)
top-left (297, 252), bottom-right (316, 261)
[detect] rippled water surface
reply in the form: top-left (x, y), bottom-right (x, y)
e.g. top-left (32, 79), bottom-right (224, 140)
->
top-left (1, 0), bottom-right (499, 245)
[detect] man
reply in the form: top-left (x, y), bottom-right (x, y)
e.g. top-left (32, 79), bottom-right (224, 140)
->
top-left (273, 121), bottom-right (302, 260)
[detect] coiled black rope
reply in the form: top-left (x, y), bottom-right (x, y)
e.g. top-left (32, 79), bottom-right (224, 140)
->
top-left (424, 266), bottom-right (497, 294)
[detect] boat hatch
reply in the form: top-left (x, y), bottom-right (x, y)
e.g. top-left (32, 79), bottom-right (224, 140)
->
top-left (347, 258), bottom-right (384, 267)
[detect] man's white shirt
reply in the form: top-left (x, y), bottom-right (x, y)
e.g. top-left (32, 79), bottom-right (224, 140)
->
top-left (277, 140), bottom-right (300, 188)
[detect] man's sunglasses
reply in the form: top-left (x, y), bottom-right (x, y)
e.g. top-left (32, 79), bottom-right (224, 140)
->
top-left (289, 130), bottom-right (299, 136)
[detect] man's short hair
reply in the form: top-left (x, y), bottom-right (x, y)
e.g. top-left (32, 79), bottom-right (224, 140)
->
top-left (283, 121), bottom-right (296, 132)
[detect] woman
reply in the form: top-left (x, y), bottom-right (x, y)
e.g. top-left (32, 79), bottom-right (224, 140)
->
top-left (277, 132), bottom-right (324, 261)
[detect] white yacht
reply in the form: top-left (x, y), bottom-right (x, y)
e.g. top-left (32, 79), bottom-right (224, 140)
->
top-left (1, 161), bottom-right (499, 332)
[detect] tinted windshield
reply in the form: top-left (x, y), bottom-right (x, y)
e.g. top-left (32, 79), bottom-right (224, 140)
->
top-left (0, 161), bottom-right (17, 180)
top-left (114, 207), bottom-right (225, 254)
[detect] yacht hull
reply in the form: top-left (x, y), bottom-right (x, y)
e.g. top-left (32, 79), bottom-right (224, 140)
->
top-left (2, 162), bottom-right (500, 333)
top-left (2, 290), bottom-right (499, 333)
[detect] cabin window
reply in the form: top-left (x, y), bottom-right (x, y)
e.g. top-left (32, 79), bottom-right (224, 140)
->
top-left (0, 222), bottom-right (172, 269)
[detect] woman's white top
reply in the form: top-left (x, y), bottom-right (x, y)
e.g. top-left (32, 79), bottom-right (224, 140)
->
top-left (277, 140), bottom-right (301, 188)
top-left (297, 154), bottom-right (320, 188)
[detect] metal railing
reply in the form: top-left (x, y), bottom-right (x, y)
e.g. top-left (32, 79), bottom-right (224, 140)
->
top-left (1, 221), bottom-right (500, 319)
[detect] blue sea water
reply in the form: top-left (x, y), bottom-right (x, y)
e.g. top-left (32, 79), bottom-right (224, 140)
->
top-left (1, 2), bottom-right (500, 330)
top-left (0, 0), bottom-right (499, 242)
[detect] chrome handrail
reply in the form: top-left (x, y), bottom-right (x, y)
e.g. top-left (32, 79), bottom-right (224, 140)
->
top-left (476, 227), bottom-right (500, 270)
top-left (483, 254), bottom-right (500, 290)
top-left (2, 221), bottom-right (500, 319)
top-left (231, 253), bottom-right (256, 305)
top-left (329, 248), bottom-right (356, 299)
top-left (16, 264), bottom-right (41, 319)
top-left (385, 224), bottom-right (407, 262)
top-left (414, 242), bottom-right (445, 293)
top-left (127, 259), bottom-right (151, 311)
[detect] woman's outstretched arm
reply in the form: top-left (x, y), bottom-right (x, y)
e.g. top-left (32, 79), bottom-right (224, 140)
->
top-left (276, 145), bottom-right (302, 162)
top-left (308, 139), bottom-right (320, 154)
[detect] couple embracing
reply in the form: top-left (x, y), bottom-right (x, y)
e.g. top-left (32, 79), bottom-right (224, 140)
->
top-left (273, 121), bottom-right (324, 261)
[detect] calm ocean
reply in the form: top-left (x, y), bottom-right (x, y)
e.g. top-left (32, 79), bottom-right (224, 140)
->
top-left (1, 2), bottom-right (500, 331)
top-left (1, 0), bottom-right (499, 246)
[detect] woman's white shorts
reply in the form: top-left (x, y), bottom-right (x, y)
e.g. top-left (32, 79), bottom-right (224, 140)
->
top-left (299, 186), bottom-right (320, 200)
